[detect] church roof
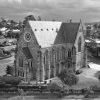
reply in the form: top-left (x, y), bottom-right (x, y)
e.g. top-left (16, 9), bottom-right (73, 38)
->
top-left (22, 47), bottom-right (32, 59)
top-left (54, 23), bottom-right (80, 44)
top-left (29, 21), bottom-right (80, 47)
top-left (29, 21), bottom-right (62, 48)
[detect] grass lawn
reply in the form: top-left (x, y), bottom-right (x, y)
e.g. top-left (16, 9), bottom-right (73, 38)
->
top-left (72, 68), bottom-right (100, 89)
top-left (0, 68), bottom-right (100, 100)
top-left (51, 68), bottom-right (100, 90)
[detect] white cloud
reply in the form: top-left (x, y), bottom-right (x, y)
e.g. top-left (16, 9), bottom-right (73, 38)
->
top-left (0, 0), bottom-right (100, 22)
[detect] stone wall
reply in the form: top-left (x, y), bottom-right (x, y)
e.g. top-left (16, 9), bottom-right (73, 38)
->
top-left (16, 22), bottom-right (40, 81)
top-left (39, 43), bottom-right (76, 81)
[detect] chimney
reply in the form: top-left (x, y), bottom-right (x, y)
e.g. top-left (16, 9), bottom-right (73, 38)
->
top-left (70, 19), bottom-right (72, 23)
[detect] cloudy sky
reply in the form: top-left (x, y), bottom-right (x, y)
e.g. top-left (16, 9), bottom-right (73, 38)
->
top-left (0, 0), bottom-right (100, 22)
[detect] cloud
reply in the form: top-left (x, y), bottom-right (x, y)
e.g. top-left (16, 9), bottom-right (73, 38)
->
top-left (0, 0), bottom-right (100, 22)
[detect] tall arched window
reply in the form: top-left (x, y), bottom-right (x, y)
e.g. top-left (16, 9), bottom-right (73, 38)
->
top-left (44, 50), bottom-right (49, 80)
top-left (57, 48), bottom-right (59, 61)
top-left (78, 37), bottom-right (82, 52)
top-left (68, 50), bottom-right (71, 57)
top-left (61, 46), bottom-right (65, 59)
top-left (51, 49), bottom-right (54, 64)
top-left (19, 58), bottom-right (23, 67)
top-left (50, 49), bottom-right (55, 78)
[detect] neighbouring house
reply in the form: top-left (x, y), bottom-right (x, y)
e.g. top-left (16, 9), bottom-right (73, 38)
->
top-left (15, 21), bottom-right (86, 82)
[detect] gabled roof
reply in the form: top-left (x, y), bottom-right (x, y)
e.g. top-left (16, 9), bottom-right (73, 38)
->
top-left (22, 47), bottom-right (32, 59)
top-left (28, 21), bottom-right (81, 47)
top-left (29, 21), bottom-right (62, 48)
top-left (54, 23), bottom-right (80, 44)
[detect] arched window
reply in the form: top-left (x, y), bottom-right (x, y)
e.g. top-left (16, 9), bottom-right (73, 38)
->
top-left (44, 55), bottom-right (46, 65)
top-left (68, 50), bottom-right (71, 57)
top-left (19, 58), bottom-right (23, 67)
top-left (56, 48), bottom-right (59, 61)
top-left (44, 50), bottom-right (48, 65)
top-left (45, 50), bottom-right (48, 65)
top-left (50, 49), bottom-right (55, 78)
top-left (61, 46), bottom-right (66, 59)
top-left (68, 62), bottom-right (71, 68)
top-left (51, 49), bottom-right (54, 63)
top-left (44, 50), bottom-right (49, 80)
top-left (78, 37), bottom-right (82, 52)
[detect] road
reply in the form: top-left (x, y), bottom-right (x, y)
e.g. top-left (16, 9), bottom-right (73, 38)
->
top-left (0, 54), bottom-right (15, 76)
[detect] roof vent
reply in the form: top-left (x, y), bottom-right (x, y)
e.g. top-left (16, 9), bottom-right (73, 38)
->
top-left (56, 28), bottom-right (58, 32)
top-left (35, 29), bottom-right (37, 31)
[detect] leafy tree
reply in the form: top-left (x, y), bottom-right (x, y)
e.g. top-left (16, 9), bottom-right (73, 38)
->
top-left (95, 71), bottom-right (100, 81)
top-left (23, 15), bottom-right (36, 26)
top-left (37, 16), bottom-right (41, 21)
top-left (0, 75), bottom-right (22, 85)
top-left (98, 25), bottom-right (100, 29)
top-left (6, 65), bottom-right (13, 75)
top-left (93, 24), bottom-right (98, 29)
top-left (48, 83), bottom-right (62, 93)
top-left (58, 69), bottom-right (78, 88)
top-left (52, 19), bottom-right (55, 21)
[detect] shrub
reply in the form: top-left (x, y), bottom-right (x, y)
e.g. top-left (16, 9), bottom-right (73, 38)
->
top-left (75, 70), bottom-right (83, 75)
top-left (6, 65), bottom-right (13, 75)
top-left (0, 75), bottom-right (22, 86)
top-left (47, 83), bottom-right (62, 93)
top-left (58, 69), bottom-right (79, 87)
top-left (94, 71), bottom-right (100, 80)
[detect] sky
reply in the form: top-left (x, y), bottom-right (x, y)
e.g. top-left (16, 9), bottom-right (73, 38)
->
top-left (0, 0), bottom-right (100, 23)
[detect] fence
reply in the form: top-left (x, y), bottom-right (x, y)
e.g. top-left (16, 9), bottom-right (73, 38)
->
top-left (0, 85), bottom-right (100, 96)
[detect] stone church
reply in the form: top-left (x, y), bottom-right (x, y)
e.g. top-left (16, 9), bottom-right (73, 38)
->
top-left (15, 21), bottom-right (86, 82)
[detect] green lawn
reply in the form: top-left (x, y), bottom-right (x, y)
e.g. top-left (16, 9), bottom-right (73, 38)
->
top-left (51, 68), bottom-right (100, 90)
top-left (72, 68), bottom-right (100, 89)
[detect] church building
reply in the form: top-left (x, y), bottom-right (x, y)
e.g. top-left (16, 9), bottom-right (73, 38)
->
top-left (15, 21), bottom-right (86, 82)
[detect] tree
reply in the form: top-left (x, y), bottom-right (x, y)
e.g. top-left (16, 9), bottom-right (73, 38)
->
top-left (98, 25), bottom-right (100, 29)
top-left (93, 24), bottom-right (98, 29)
top-left (52, 19), bottom-right (55, 21)
top-left (23, 15), bottom-right (36, 26)
top-left (48, 83), bottom-right (62, 93)
top-left (6, 65), bottom-right (13, 75)
top-left (58, 69), bottom-right (78, 88)
top-left (37, 16), bottom-right (41, 21)
top-left (0, 75), bottom-right (22, 85)
top-left (95, 71), bottom-right (100, 81)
